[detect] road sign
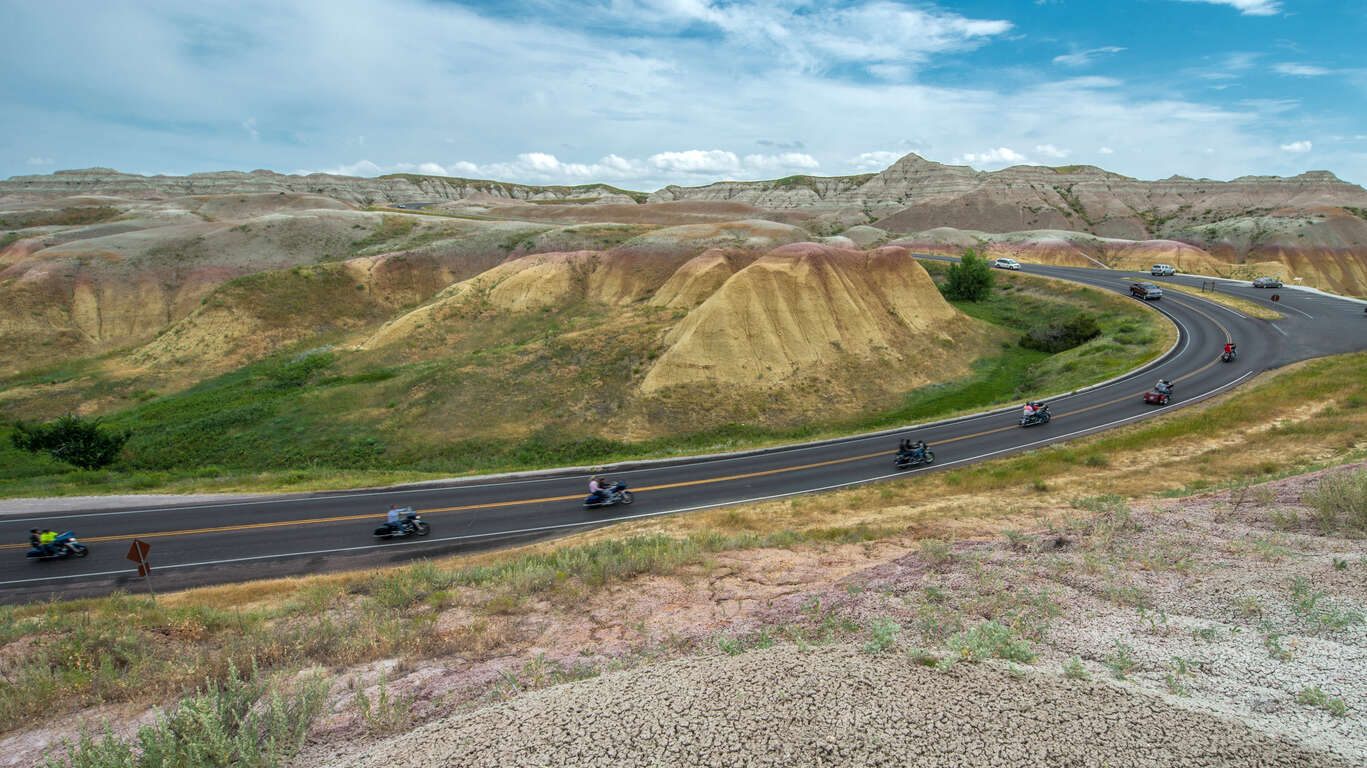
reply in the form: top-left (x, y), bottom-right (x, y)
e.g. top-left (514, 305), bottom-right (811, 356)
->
top-left (126, 540), bottom-right (150, 563)
top-left (125, 539), bottom-right (155, 599)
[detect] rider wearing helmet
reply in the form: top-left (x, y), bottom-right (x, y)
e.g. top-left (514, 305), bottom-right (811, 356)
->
top-left (1155, 378), bottom-right (1173, 394)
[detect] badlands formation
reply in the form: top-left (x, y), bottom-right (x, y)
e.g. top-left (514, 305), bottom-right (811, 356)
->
top-left (2, 151), bottom-right (1366, 408)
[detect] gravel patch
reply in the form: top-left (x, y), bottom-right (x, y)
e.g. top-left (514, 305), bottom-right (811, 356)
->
top-left (0, 492), bottom-right (274, 516)
top-left (323, 644), bottom-right (1347, 768)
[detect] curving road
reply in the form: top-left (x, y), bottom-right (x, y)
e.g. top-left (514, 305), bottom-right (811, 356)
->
top-left (3, 261), bottom-right (1365, 603)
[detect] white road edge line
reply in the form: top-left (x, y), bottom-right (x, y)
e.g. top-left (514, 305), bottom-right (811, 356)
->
top-left (0, 371), bottom-right (1254, 589)
top-left (5, 289), bottom-right (1198, 525)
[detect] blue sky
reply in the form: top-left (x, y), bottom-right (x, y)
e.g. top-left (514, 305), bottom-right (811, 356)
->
top-left (2, 0), bottom-right (1364, 189)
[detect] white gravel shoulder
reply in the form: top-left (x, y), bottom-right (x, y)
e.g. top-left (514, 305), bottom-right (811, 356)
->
top-left (0, 492), bottom-right (274, 516)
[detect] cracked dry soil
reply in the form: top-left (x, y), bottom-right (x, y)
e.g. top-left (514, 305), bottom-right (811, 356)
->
top-left (324, 645), bottom-right (1346, 768)
top-left (296, 464), bottom-right (1367, 768)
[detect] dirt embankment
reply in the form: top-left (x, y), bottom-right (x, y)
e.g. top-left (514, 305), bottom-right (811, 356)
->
top-left (299, 464), bottom-right (1367, 768)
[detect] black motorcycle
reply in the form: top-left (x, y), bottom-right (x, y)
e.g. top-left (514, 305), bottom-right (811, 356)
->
top-left (584, 481), bottom-right (633, 509)
top-left (895, 447), bottom-right (935, 469)
top-left (373, 511), bottom-right (430, 539)
top-left (26, 531), bottom-right (89, 560)
top-left (1221, 347), bottom-right (1237, 363)
top-left (1019, 403), bottom-right (1052, 427)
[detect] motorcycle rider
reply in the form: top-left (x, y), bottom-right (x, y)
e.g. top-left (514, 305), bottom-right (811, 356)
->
top-left (384, 504), bottom-right (414, 534)
top-left (588, 476), bottom-right (609, 504)
top-left (28, 529), bottom-right (44, 555)
top-left (38, 529), bottom-right (58, 556)
top-left (1022, 401), bottom-right (1037, 420)
top-left (1223, 341), bottom-right (1236, 359)
top-left (1155, 378), bottom-right (1173, 394)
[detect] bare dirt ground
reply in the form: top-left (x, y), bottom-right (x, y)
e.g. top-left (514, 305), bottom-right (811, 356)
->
top-left (266, 463), bottom-right (1367, 768)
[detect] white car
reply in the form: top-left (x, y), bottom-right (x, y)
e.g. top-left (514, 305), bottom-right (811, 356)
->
top-left (1151, 264), bottom-right (1176, 276)
top-left (992, 257), bottom-right (1021, 270)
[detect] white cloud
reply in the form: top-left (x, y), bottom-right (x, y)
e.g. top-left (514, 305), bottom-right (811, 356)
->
top-left (743, 152), bottom-right (820, 171)
top-left (1175, 0), bottom-right (1282, 15)
top-left (242, 117), bottom-right (259, 141)
top-left (1034, 144), bottom-right (1071, 159)
top-left (1273, 63), bottom-right (1332, 76)
top-left (1, 0), bottom-right (1360, 188)
top-left (1053, 46), bottom-right (1125, 67)
top-left (25, 156), bottom-right (54, 166)
top-left (1098, 147), bottom-right (1115, 155)
top-left (848, 151), bottom-right (905, 171)
top-left (1280, 141), bottom-right (1312, 153)
top-left (648, 150), bottom-right (741, 174)
top-left (954, 147), bottom-right (1029, 168)
top-left (630, 0), bottom-right (1012, 73)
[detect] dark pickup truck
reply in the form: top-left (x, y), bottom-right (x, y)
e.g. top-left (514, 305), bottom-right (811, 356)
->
top-left (1130, 282), bottom-right (1163, 300)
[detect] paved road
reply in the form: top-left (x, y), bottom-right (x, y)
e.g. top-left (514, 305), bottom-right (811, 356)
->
top-left (3, 262), bottom-right (1364, 603)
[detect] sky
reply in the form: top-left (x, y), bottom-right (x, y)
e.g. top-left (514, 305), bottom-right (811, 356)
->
top-left (2, 0), bottom-right (1365, 190)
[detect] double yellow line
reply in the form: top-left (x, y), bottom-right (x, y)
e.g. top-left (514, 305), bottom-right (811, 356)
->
top-left (6, 295), bottom-right (1235, 550)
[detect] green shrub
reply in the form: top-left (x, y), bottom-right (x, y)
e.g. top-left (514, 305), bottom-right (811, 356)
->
top-left (1303, 468), bottom-right (1367, 533)
top-left (948, 621), bottom-right (1034, 663)
top-left (941, 249), bottom-right (994, 301)
top-left (11, 414), bottom-right (130, 469)
top-left (44, 661), bottom-right (326, 768)
top-left (261, 349), bottom-right (336, 389)
top-left (1020, 312), bottom-right (1102, 353)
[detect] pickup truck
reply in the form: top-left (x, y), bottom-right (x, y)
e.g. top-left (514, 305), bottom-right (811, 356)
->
top-left (1130, 282), bottom-right (1163, 300)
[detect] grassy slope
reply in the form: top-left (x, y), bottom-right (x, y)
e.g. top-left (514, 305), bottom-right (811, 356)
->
top-left (5, 350), bottom-right (1365, 747)
top-left (0, 269), bottom-right (1168, 497)
top-left (0, 270), bottom-right (1168, 497)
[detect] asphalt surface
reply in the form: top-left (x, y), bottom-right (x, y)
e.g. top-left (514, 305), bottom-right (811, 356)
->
top-left (3, 261), bottom-right (1364, 603)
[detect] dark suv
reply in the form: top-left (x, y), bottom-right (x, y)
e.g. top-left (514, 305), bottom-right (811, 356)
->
top-left (1130, 282), bottom-right (1163, 300)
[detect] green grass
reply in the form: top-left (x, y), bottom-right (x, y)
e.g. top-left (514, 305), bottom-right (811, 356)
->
top-left (0, 266), bottom-right (1168, 497)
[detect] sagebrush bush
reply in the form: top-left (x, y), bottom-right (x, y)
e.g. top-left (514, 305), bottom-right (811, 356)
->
top-left (1303, 468), bottom-right (1367, 533)
top-left (44, 661), bottom-right (326, 768)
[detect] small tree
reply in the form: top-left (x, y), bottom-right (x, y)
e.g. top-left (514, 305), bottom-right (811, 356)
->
top-left (943, 248), bottom-right (994, 301)
top-left (11, 414), bottom-right (130, 469)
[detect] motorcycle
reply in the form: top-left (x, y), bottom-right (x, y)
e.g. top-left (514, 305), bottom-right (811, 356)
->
top-left (894, 447), bottom-right (935, 469)
top-left (373, 510), bottom-right (430, 538)
top-left (584, 481), bottom-right (633, 509)
top-left (26, 531), bottom-right (89, 560)
top-left (1144, 381), bottom-right (1175, 405)
top-left (1221, 348), bottom-right (1237, 363)
top-left (1019, 403), bottom-right (1052, 427)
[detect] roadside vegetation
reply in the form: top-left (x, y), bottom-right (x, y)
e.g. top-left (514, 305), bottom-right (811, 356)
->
top-left (1159, 281), bottom-right (1284, 320)
top-left (10, 351), bottom-right (1367, 766)
top-left (0, 263), bottom-right (1170, 497)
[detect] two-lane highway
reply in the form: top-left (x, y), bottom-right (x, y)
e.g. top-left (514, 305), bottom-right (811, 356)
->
top-left (4, 260), bottom-right (1365, 602)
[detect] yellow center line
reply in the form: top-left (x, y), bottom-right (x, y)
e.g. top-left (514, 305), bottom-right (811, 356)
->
top-left (6, 293), bottom-right (1238, 550)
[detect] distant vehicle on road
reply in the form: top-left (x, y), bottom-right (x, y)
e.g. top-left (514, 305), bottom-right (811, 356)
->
top-left (1252, 277), bottom-right (1283, 288)
top-left (1150, 264), bottom-right (1176, 276)
top-left (992, 257), bottom-right (1021, 270)
top-left (1130, 282), bottom-right (1163, 300)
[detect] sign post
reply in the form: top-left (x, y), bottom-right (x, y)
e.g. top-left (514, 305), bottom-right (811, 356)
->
top-left (125, 539), bottom-right (154, 600)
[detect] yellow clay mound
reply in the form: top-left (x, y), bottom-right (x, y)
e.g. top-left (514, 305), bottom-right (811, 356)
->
top-left (648, 249), bottom-right (751, 309)
top-left (641, 243), bottom-right (991, 393)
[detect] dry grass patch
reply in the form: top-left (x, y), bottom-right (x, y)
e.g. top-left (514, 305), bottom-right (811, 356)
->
top-left (1162, 281), bottom-right (1283, 319)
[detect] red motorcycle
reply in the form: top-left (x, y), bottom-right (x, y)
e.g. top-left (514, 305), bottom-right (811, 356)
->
top-left (1144, 380), bottom-right (1174, 405)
